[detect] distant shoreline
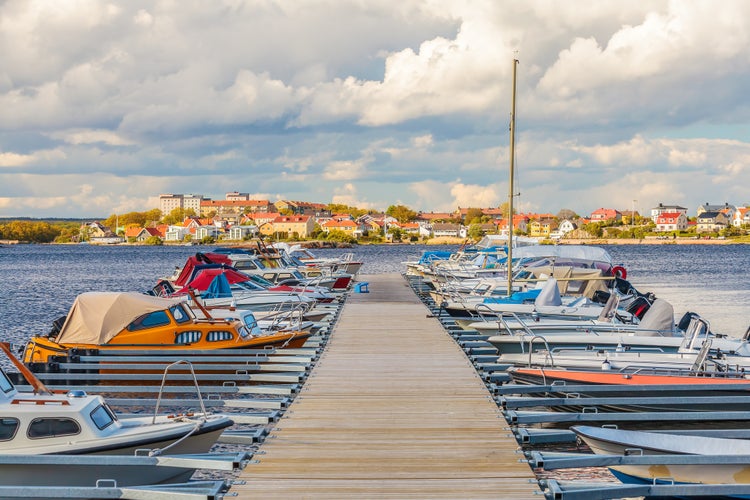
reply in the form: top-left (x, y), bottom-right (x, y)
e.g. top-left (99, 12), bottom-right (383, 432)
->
top-left (558, 238), bottom-right (738, 245)
top-left (1, 237), bottom-right (745, 246)
top-left (424, 236), bottom-right (743, 245)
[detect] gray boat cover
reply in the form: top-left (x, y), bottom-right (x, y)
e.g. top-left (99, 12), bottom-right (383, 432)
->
top-left (634, 298), bottom-right (675, 335)
top-left (534, 278), bottom-right (563, 306)
top-left (513, 245), bottom-right (613, 264)
top-left (55, 292), bottom-right (185, 345)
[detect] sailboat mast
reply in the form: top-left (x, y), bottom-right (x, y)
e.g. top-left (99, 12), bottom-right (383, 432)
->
top-left (507, 58), bottom-right (518, 297)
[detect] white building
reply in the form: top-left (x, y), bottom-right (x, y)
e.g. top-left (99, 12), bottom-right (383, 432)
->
top-left (228, 225), bottom-right (258, 240)
top-left (159, 194), bottom-right (205, 215)
top-left (650, 203), bottom-right (688, 223)
top-left (655, 212), bottom-right (688, 232)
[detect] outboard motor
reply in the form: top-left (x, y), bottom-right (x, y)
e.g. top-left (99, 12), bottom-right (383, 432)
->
top-left (625, 296), bottom-right (651, 320)
top-left (47, 315), bottom-right (67, 338)
top-left (591, 290), bottom-right (611, 305)
top-left (677, 311), bottom-right (700, 333)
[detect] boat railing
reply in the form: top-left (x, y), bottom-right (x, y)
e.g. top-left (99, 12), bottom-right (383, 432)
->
top-left (153, 360), bottom-right (208, 425)
top-left (690, 338), bottom-right (713, 373)
top-left (473, 303), bottom-right (506, 325)
top-left (525, 336), bottom-right (554, 368)
top-left (267, 301), bottom-right (309, 331)
top-left (618, 357), bottom-right (745, 378)
top-left (680, 316), bottom-right (712, 352)
top-left (491, 311), bottom-right (539, 339)
top-left (546, 345), bottom-right (667, 354)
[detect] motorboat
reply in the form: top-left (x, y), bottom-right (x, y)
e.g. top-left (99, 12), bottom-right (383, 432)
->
top-left (22, 291), bottom-right (313, 364)
top-left (165, 251), bottom-right (350, 293)
top-left (443, 276), bottom-right (628, 330)
top-left (226, 251), bottom-right (352, 291)
top-left (495, 313), bottom-right (750, 373)
top-left (168, 267), bottom-right (326, 311)
top-left (0, 343), bottom-right (233, 485)
top-left (433, 245), bottom-right (630, 325)
top-left (508, 365), bottom-right (750, 388)
top-left (573, 425), bottom-right (750, 485)
top-left (272, 242), bottom-right (363, 275)
top-left (484, 299), bottom-right (691, 355)
top-left (505, 364), bottom-right (750, 413)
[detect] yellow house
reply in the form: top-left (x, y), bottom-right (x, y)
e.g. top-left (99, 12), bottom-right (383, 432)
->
top-left (528, 218), bottom-right (557, 237)
top-left (261, 215), bottom-right (315, 238)
top-left (320, 219), bottom-right (358, 237)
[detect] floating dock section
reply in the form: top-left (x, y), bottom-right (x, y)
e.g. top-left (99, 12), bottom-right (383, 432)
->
top-left (232, 273), bottom-right (540, 498)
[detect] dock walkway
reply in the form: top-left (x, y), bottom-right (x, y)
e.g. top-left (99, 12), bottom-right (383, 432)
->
top-left (231, 273), bottom-right (540, 498)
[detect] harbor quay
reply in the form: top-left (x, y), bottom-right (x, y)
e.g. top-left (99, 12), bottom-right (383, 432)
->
top-left (230, 273), bottom-right (541, 499)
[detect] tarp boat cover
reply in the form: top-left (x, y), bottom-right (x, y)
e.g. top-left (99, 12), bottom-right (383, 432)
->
top-left (54, 292), bottom-right (185, 345)
top-left (511, 245), bottom-right (613, 265)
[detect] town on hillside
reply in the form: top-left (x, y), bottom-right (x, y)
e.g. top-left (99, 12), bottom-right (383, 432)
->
top-left (2, 193), bottom-right (749, 244)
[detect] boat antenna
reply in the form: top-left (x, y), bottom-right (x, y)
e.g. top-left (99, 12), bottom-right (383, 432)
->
top-left (507, 57), bottom-right (518, 297)
top-left (0, 342), bottom-right (53, 395)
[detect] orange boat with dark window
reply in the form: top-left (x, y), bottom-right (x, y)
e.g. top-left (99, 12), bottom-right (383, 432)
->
top-left (22, 291), bottom-right (312, 364)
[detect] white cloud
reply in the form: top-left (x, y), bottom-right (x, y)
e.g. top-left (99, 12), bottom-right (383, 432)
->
top-left (411, 134), bottom-right (433, 148)
top-left (0, 152), bottom-right (34, 167)
top-left (323, 158), bottom-right (368, 181)
top-left (331, 182), bottom-right (377, 209)
top-left (54, 129), bottom-right (135, 146)
top-left (2, 1), bottom-right (750, 217)
top-left (450, 182), bottom-right (501, 209)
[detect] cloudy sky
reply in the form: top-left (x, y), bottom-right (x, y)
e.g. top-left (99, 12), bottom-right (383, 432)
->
top-left (1, 0), bottom-right (749, 218)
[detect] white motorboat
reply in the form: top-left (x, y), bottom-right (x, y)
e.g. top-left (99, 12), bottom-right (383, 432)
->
top-left (0, 343), bottom-right (233, 486)
top-left (273, 242), bottom-right (363, 275)
top-left (573, 424), bottom-right (750, 485)
top-left (444, 277), bottom-right (626, 330)
top-left (484, 298), bottom-right (686, 355)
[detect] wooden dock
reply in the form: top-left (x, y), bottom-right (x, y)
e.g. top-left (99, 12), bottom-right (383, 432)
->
top-left (231, 273), bottom-right (540, 498)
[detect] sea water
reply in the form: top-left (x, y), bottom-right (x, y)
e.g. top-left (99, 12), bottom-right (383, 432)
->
top-left (0, 243), bottom-right (748, 345)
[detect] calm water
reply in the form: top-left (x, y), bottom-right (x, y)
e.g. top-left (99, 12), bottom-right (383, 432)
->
top-left (0, 243), bottom-right (748, 347)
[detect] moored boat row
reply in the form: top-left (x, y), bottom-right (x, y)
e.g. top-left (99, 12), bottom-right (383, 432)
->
top-left (1, 245), bottom-right (359, 495)
top-left (405, 247), bottom-right (750, 498)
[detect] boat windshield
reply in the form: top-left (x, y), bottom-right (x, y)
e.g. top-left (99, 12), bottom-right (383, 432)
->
top-left (90, 404), bottom-right (117, 430)
top-left (127, 310), bottom-right (171, 331)
top-left (0, 371), bottom-right (14, 394)
top-left (231, 281), bottom-right (266, 291)
top-left (244, 274), bottom-right (275, 288)
top-left (170, 304), bottom-right (192, 324)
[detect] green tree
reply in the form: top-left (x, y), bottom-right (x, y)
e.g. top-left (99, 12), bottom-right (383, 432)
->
top-left (325, 229), bottom-right (356, 244)
top-left (385, 205), bottom-right (417, 223)
top-left (498, 201), bottom-right (515, 219)
top-left (327, 204), bottom-right (369, 218)
top-left (467, 223), bottom-right (485, 240)
top-left (143, 235), bottom-right (163, 246)
top-left (465, 208), bottom-right (484, 224)
top-left (583, 222), bottom-right (604, 238)
top-left (0, 221), bottom-right (61, 243)
top-left (387, 227), bottom-right (403, 242)
top-left (162, 207), bottom-right (196, 225)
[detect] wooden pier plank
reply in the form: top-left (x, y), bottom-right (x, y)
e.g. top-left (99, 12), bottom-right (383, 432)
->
top-left (232, 273), bottom-right (540, 498)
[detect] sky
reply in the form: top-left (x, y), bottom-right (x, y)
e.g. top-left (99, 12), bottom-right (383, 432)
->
top-left (2, 0), bottom-right (750, 218)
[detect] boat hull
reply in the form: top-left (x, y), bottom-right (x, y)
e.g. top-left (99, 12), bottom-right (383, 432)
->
top-left (574, 425), bottom-right (750, 488)
top-left (0, 416), bottom-right (232, 487)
